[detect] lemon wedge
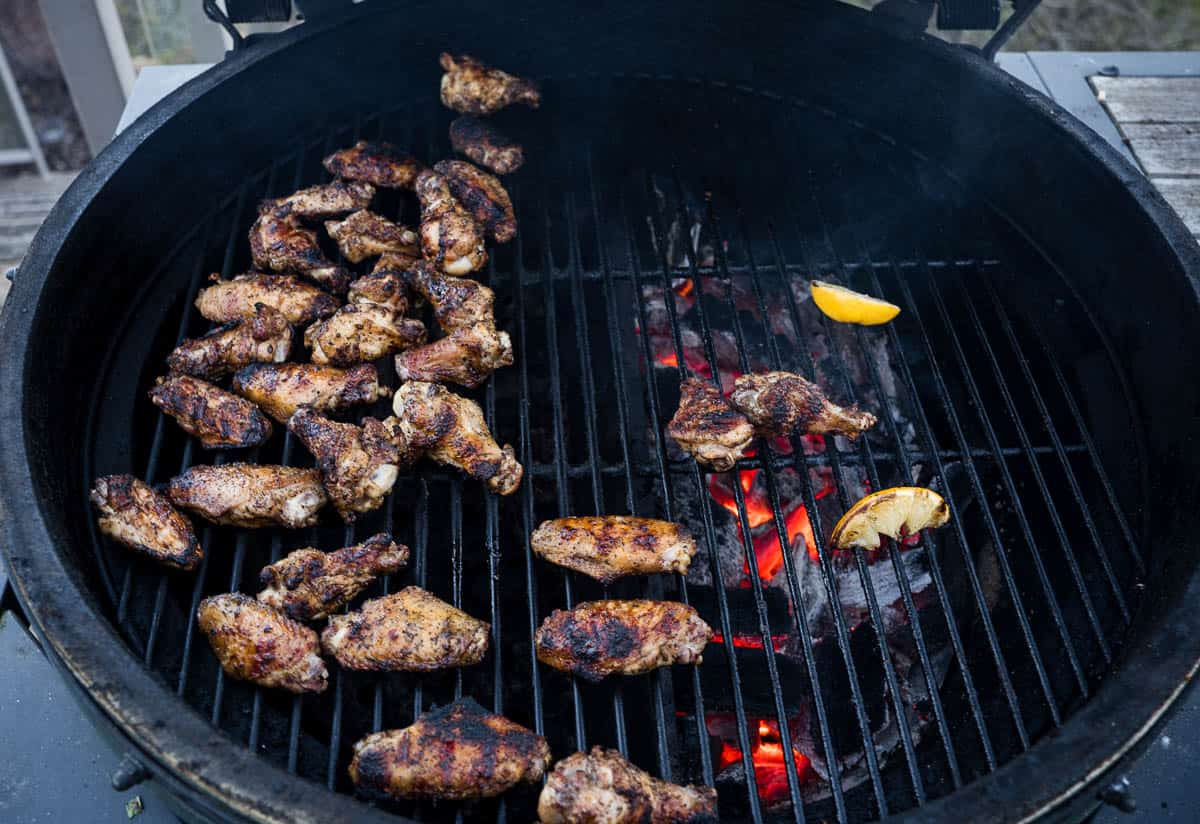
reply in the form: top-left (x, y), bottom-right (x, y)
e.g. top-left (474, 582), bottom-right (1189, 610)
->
top-left (810, 280), bottom-right (901, 326)
top-left (830, 486), bottom-right (949, 550)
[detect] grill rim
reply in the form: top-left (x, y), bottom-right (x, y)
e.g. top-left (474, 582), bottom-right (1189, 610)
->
top-left (3, 3), bottom-right (1200, 823)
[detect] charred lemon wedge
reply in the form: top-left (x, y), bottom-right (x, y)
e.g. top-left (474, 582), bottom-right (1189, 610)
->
top-left (810, 280), bottom-right (901, 326)
top-left (830, 486), bottom-right (949, 550)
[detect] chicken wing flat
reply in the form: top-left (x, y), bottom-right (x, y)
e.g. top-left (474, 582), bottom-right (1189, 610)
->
top-left (538, 747), bottom-right (718, 824)
top-left (166, 304), bottom-right (291, 380)
top-left (250, 207), bottom-right (351, 293)
top-left (266, 179), bottom-right (375, 219)
top-left (535, 599), bottom-right (713, 682)
top-left (149, 374), bottom-right (273, 450)
top-left (323, 140), bottom-right (424, 189)
top-left (197, 593), bottom-right (328, 694)
top-left (321, 586), bottom-right (489, 671)
top-left (258, 533), bottom-right (409, 621)
top-left (531, 516), bottom-right (698, 583)
top-left (348, 270), bottom-right (410, 314)
top-left (439, 53), bottom-right (542, 115)
top-left (449, 115), bottom-right (525, 175)
top-left (324, 210), bottom-right (419, 264)
top-left (730, 371), bottom-right (877, 439)
top-left (350, 697), bottom-right (551, 800)
top-left (394, 325), bottom-right (513, 389)
top-left (90, 475), bottom-right (201, 571)
top-left (433, 160), bottom-right (517, 243)
top-left (304, 303), bottom-right (426, 367)
top-left (415, 169), bottom-right (487, 276)
top-left (167, 463), bottom-right (327, 528)
top-left (231, 362), bottom-right (389, 424)
top-left (407, 260), bottom-right (497, 332)
top-left (195, 272), bottom-right (339, 326)
top-left (288, 408), bottom-right (400, 521)
top-left (667, 378), bottom-right (755, 472)
top-left (393, 381), bottom-right (522, 495)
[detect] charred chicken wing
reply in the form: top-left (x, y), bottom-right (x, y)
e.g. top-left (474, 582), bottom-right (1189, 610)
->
top-left (730, 371), bottom-right (877, 439)
top-left (250, 206), bottom-right (351, 293)
top-left (348, 270), bottom-right (410, 314)
top-left (90, 475), bottom-right (201, 571)
top-left (407, 260), bottom-right (497, 333)
top-left (304, 303), bottom-right (426, 367)
top-left (197, 593), bottom-right (328, 693)
top-left (433, 160), bottom-right (517, 243)
top-left (323, 141), bottom-right (424, 189)
top-left (149, 374), bottom-right (273, 450)
top-left (167, 463), bottom-right (327, 528)
top-left (231, 362), bottom-right (390, 424)
top-left (415, 169), bottom-right (487, 276)
top-left (667, 378), bottom-right (755, 471)
top-left (394, 325), bottom-right (513, 389)
top-left (439, 53), bottom-right (542, 115)
top-left (321, 586), bottom-right (489, 671)
top-left (258, 533), bottom-right (409, 621)
top-left (166, 303), bottom-right (291, 380)
top-left (265, 179), bottom-right (375, 219)
top-left (288, 408), bottom-right (401, 521)
top-left (324, 210), bottom-right (419, 264)
top-left (194, 272), bottom-right (339, 326)
top-left (449, 115), bottom-right (525, 175)
top-left (535, 599), bottom-right (713, 682)
top-left (531, 517), bottom-right (698, 583)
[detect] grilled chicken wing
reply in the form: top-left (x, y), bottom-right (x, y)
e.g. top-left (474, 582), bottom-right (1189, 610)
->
top-left (377, 414), bottom-right (424, 470)
top-left (667, 378), bottom-right (755, 471)
top-left (415, 169), bottom-right (487, 276)
top-left (197, 593), bottom-right (328, 693)
top-left (407, 260), bottom-right (497, 332)
top-left (433, 160), bottom-right (517, 243)
top-left (324, 210), bottom-right (419, 264)
top-left (231, 362), bottom-right (389, 424)
top-left (321, 586), bottom-right (489, 671)
top-left (374, 249), bottom-right (423, 275)
top-left (392, 381), bottom-right (522, 495)
top-left (730, 371), bottom-right (876, 439)
top-left (449, 115), bottom-right (525, 175)
top-left (257, 533), bottom-right (409, 621)
top-left (531, 517), bottom-right (698, 583)
top-left (288, 408), bottom-right (400, 521)
top-left (304, 303), bottom-right (426, 367)
top-left (195, 272), bottom-right (339, 326)
top-left (149, 374), bottom-right (273, 450)
top-left (323, 140), bottom-right (424, 189)
top-left (394, 325), bottom-right (513, 389)
top-left (535, 600), bottom-right (713, 682)
top-left (348, 270), bottom-right (410, 314)
top-left (250, 206), bottom-right (351, 293)
top-left (89, 475), bottom-right (201, 571)
top-left (167, 463), bottom-right (327, 528)
top-left (439, 53), bottom-right (541, 115)
top-left (166, 304), bottom-right (291, 380)
top-left (350, 697), bottom-right (550, 800)
top-left (265, 179), bottom-right (375, 219)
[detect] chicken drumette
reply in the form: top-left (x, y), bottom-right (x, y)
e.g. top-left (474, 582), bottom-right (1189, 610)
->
top-left (432, 160), bottom-right (517, 243)
top-left (304, 303), bottom-right (426, 366)
top-left (166, 303), bottom-right (291, 380)
top-left (250, 205), bottom-right (351, 293)
top-left (90, 475), bottom-right (201, 571)
top-left (730, 371), bottom-right (877, 439)
top-left (394, 326), bottom-right (513, 389)
top-left (414, 169), bottom-right (487, 276)
top-left (439, 53), bottom-right (541, 115)
top-left (449, 115), bottom-right (525, 175)
top-left (531, 516), bottom-right (698, 583)
top-left (194, 272), bottom-right (339, 326)
top-left (266, 179), bottom-right (375, 219)
top-left (407, 260), bottom-right (497, 332)
top-left (288, 408), bottom-right (402, 522)
top-left (197, 593), bottom-right (328, 693)
top-left (667, 377), bottom-right (754, 471)
top-left (167, 463), bottom-right (327, 528)
top-left (231, 362), bottom-right (390, 424)
top-left (324, 210), bottom-right (419, 264)
top-left (323, 140), bottom-right (424, 189)
top-left (348, 270), bottom-right (410, 314)
top-left (149, 374), bottom-right (273, 450)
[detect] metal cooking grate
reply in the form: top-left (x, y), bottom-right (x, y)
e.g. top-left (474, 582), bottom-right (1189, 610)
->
top-left (84, 77), bottom-right (1145, 823)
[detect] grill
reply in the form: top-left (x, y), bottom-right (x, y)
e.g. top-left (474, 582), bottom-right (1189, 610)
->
top-left (4, 4), bottom-right (1200, 824)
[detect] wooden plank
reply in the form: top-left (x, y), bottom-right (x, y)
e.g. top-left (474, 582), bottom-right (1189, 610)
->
top-left (1121, 123), bottom-right (1200, 176)
top-left (1151, 177), bottom-right (1200, 235)
top-left (1026, 53), bottom-right (1135, 164)
top-left (1093, 76), bottom-right (1200, 124)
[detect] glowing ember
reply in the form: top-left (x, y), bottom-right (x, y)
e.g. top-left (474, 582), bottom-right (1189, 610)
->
top-left (711, 632), bottom-right (790, 652)
top-left (708, 714), bottom-right (812, 806)
top-left (674, 278), bottom-right (695, 297)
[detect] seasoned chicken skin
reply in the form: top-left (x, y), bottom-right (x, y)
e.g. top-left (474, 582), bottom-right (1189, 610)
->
top-left (197, 593), bottom-right (327, 694)
top-left (407, 260), bottom-right (497, 332)
top-left (231, 362), bottom-right (389, 424)
top-left (377, 414), bottom-right (424, 471)
top-left (433, 160), bottom-right (517, 243)
top-left (449, 115), bottom-right (525, 175)
top-left (166, 304), bottom-right (291, 380)
top-left (439, 53), bottom-right (541, 115)
top-left (250, 207), bottom-right (350, 293)
top-left (395, 325), bottom-right (513, 389)
top-left (321, 586), bottom-right (489, 671)
top-left (538, 747), bottom-right (719, 824)
top-left (730, 371), bottom-right (877, 439)
top-left (667, 378), bottom-right (755, 472)
top-left (532, 517), bottom-right (698, 583)
top-left (323, 140), bottom-right (424, 189)
top-left (393, 381), bottom-right (522, 495)
top-left (304, 303), bottom-right (426, 367)
top-left (325, 210), bottom-right (419, 264)
top-left (90, 475), bottom-right (201, 571)
top-left (265, 179), bottom-right (375, 219)
top-left (194, 272), bottom-right (339, 326)
top-left (348, 270), bottom-right (410, 314)
top-left (167, 463), bottom-right (327, 528)
top-left (350, 697), bottom-right (550, 800)
top-left (257, 533), bottom-right (409, 621)
top-left (535, 600), bottom-right (713, 682)
top-left (149, 374), bottom-right (273, 450)
top-left (288, 408), bottom-right (400, 521)
top-left (373, 249), bottom-right (423, 276)
top-left (415, 169), bottom-right (487, 276)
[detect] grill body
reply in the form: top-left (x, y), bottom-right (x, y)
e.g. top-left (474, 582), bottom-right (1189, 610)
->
top-left (2, 2), bottom-right (1199, 822)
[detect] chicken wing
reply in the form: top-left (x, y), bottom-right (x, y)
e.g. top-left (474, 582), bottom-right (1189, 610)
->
top-left (323, 140), bottom-right (424, 189)
top-left (531, 517), bottom-right (698, 583)
top-left (407, 260), bottom-right (497, 332)
top-left (347, 270), bottom-right (410, 314)
top-left (265, 179), bottom-right (375, 219)
top-left (166, 303), bottom-right (291, 380)
top-left (394, 325), bottom-right (513, 389)
top-left (197, 593), bottom-right (328, 694)
top-left (377, 414), bottom-right (424, 471)
top-left (667, 378), bottom-right (754, 472)
top-left (167, 463), bottom-right (327, 528)
top-left (321, 586), bottom-right (489, 671)
top-left (433, 160), bottom-right (517, 243)
top-left (534, 600), bottom-right (712, 682)
top-left (449, 115), bottom-right (524, 175)
top-left (149, 374), bottom-right (273, 450)
top-left (373, 249), bottom-right (423, 275)
top-left (288, 408), bottom-right (401, 521)
top-left (324, 210), bottom-right (419, 264)
top-left (194, 272), bottom-right (339, 326)
top-left (257, 533), bottom-right (409, 621)
top-left (439, 53), bottom-right (541, 115)
top-left (89, 475), bottom-right (201, 571)
top-left (231, 362), bottom-right (388, 424)
top-left (415, 169), bottom-right (487, 276)
top-left (304, 303), bottom-right (426, 367)
top-left (392, 381), bottom-right (522, 495)
top-left (730, 371), bottom-right (876, 439)
top-left (250, 206), bottom-right (351, 293)
top-left (538, 747), bottom-right (718, 824)
top-left (349, 697), bottom-right (551, 800)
